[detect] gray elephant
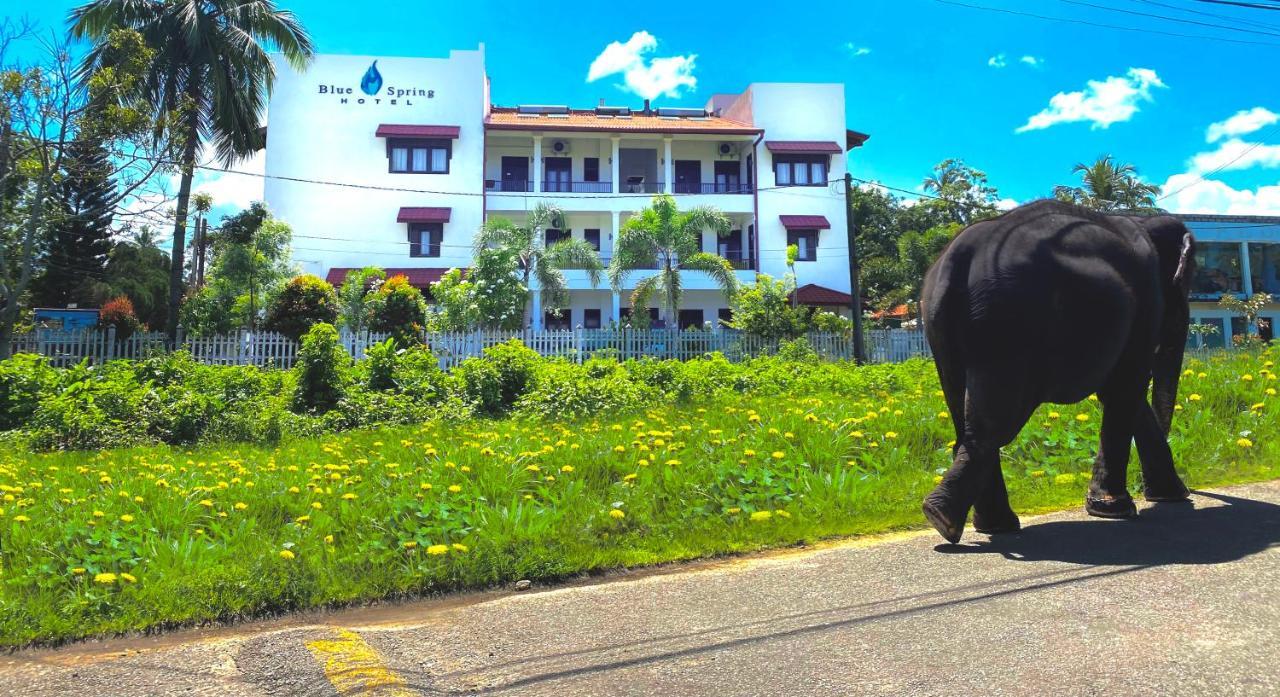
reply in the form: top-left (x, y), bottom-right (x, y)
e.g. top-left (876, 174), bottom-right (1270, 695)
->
top-left (920, 200), bottom-right (1196, 543)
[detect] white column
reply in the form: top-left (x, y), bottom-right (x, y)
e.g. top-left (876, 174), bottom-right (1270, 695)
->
top-left (531, 289), bottom-right (543, 330)
top-left (611, 292), bottom-right (621, 324)
top-left (532, 136), bottom-right (543, 194)
top-left (610, 210), bottom-right (620, 260)
top-left (610, 137), bottom-right (621, 193)
top-left (662, 137), bottom-right (673, 193)
top-left (1241, 241), bottom-right (1255, 334)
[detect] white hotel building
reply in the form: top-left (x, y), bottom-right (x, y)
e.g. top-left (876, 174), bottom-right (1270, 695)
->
top-left (264, 46), bottom-right (867, 329)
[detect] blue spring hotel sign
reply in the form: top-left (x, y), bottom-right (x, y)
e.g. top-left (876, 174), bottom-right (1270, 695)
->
top-left (316, 60), bottom-right (434, 105)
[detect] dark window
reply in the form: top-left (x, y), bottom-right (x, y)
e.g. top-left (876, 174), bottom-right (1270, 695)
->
top-left (408, 223), bottom-right (443, 257)
top-left (1249, 242), bottom-right (1280, 295)
top-left (650, 307), bottom-right (663, 328)
top-left (774, 155), bottom-right (828, 187)
top-left (545, 228), bottom-right (570, 247)
top-left (544, 157), bottom-right (571, 192)
top-left (1191, 242), bottom-right (1243, 299)
top-left (584, 158), bottom-right (600, 182)
top-left (674, 160), bottom-right (702, 194)
top-left (388, 138), bottom-right (450, 173)
top-left (718, 308), bottom-right (733, 326)
top-left (787, 229), bottom-right (819, 261)
top-left (584, 229), bottom-right (601, 252)
top-left (746, 154), bottom-right (753, 188)
top-left (583, 308), bottom-right (602, 329)
top-left (714, 161), bottom-right (741, 193)
top-left (718, 229), bottom-right (744, 263)
top-left (678, 309), bottom-right (705, 330)
top-left (544, 309), bottom-right (571, 330)
top-left (500, 156), bottom-right (529, 191)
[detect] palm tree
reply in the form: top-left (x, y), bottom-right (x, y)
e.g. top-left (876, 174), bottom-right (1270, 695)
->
top-left (1053, 155), bottom-right (1161, 212)
top-left (474, 202), bottom-right (603, 326)
top-left (608, 194), bottom-right (737, 329)
top-left (70, 0), bottom-right (314, 341)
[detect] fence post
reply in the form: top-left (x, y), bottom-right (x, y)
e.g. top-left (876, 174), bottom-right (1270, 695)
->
top-left (106, 326), bottom-right (116, 362)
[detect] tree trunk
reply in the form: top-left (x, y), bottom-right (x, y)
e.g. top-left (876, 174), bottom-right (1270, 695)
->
top-left (166, 111), bottom-right (200, 344)
top-left (0, 167), bottom-right (51, 360)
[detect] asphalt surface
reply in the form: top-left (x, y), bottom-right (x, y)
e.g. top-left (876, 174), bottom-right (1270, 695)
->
top-left (3, 480), bottom-right (1280, 696)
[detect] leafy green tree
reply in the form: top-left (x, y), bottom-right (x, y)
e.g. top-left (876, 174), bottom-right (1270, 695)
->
top-left (474, 202), bottom-right (602, 321)
top-left (727, 273), bottom-right (807, 339)
top-left (336, 266), bottom-right (385, 333)
top-left (264, 274), bottom-right (338, 340)
top-left (428, 248), bottom-right (527, 332)
top-left (71, 0), bottom-right (315, 341)
top-left (30, 135), bottom-right (116, 308)
top-left (366, 275), bottom-right (427, 345)
top-left (292, 322), bottom-right (347, 414)
top-left (608, 194), bottom-right (737, 326)
top-left (920, 159), bottom-right (1000, 224)
top-left (1053, 155), bottom-right (1161, 212)
top-left (104, 226), bottom-right (170, 329)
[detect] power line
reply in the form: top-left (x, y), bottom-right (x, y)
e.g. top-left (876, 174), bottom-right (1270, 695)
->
top-left (1193, 0), bottom-right (1280, 10)
top-left (1060, 0), bottom-right (1280, 36)
top-left (1158, 122), bottom-right (1280, 201)
top-left (1133, 0), bottom-right (1280, 31)
top-left (932, 0), bottom-right (1280, 45)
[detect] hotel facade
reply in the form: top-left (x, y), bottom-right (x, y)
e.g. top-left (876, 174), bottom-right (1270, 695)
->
top-left (264, 46), bottom-right (867, 329)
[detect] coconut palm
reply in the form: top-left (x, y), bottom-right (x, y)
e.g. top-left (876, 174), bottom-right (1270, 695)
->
top-left (608, 194), bottom-right (737, 328)
top-left (474, 202), bottom-right (603, 324)
top-left (70, 0), bottom-right (314, 341)
top-left (1053, 155), bottom-right (1162, 212)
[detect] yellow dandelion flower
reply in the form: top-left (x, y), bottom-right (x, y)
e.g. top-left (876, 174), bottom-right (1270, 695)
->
top-left (427, 544), bottom-right (448, 555)
top-left (420, 482), bottom-right (433, 490)
top-left (234, 502), bottom-right (248, 511)
top-left (72, 567), bottom-right (86, 575)
top-left (198, 499), bottom-right (213, 508)
top-left (452, 543), bottom-right (468, 552)
top-left (119, 514), bottom-right (134, 522)
top-left (403, 541), bottom-right (418, 549)
top-left (1242, 374), bottom-right (1254, 382)
top-left (775, 510), bottom-right (791, 518)
top-left (750, 510), bottom-right (772, 522)
top-left (92, 510), bottom-right (105, 518)
top-left (609, 509), bottom-right (626, 519)
top-left (13, 514), bottom-right (30, 523)
top-left (311, 501), bottom-right (323, 510)
top-left (726, 507), bottom-right (742, 514)
top-left (1237, 438), bottom-right (1254, 448)
top-left (1048, 411), bottom-right (1061, 419)
top-left (94, 572), bottom-right (117, 584)
top-left (1030, 470), bottom-right (1046, 478)
top-left (623, 473), bottom-right (638, 482)
top-left (1075, 414), bottom-right (1090, 422)
top-left (120, 573), bottom-right (137, 583)
top-left (1188, 394), bottom-right (1202, 402)
top-left (448, 485), bottom-right (462, 493)
top-left (279, 549), bottom-right (295, 560)
top-left (341, 493), bottom-right (357, 500)
top-left (884, 431), bottom-right (898, 439)
top-left (324, 534), bottom-right (334, 544)
top-left (1054, 473), bottom-right (1077, 485)
top-left (771, 451), bottom-right (785, 460)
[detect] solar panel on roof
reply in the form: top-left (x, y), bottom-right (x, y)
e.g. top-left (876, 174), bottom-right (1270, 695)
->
top-left (516, 105), bottom-right (571, 115)
top-left (655, 107), bottom-right (707, 118)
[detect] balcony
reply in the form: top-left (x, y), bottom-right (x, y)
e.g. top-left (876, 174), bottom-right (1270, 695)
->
top-left (671, 182), bottom-right (753, 195)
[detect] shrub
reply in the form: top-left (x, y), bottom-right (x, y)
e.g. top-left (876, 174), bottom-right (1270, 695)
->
top-left (455, 357), bottom-right (503, 416)
top-left (516, 361), bottom-right (654, 420)
top-left (336, 267), bottom-right (385, 333)
top-left (0, 354), bottom-right (57, 430)
top-left (99, 295), bottom-right (143, 341)
top-left (264, 275), bottom-right (339, 340)
top-left (481, 339), bottom-right (540, 408)
top-left (366, 275), bottom-right (427, 346)
top-left (292, 323), bottom-right (349, 414)
top-left (364, 338), bottom-right (399, 391)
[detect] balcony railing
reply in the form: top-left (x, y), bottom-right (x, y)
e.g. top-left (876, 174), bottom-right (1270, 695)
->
top-left (721, 254), bottom-right (754, 270)
top-left (671, 182), bottom-right (754, 195)
top-left (542, 181), bottom-right (614, 194)
top-left (487, 179), bottom-right (533, 192)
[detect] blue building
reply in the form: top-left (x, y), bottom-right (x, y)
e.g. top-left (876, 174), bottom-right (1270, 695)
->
top-left (1178, 213), bottom-right (1280, 348)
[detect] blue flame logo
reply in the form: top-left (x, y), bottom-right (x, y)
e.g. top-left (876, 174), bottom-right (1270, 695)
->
top-left (360, 61), bottom-right (383, 96)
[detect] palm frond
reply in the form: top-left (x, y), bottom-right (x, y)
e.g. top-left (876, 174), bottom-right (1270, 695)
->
top-left (682, 252), bottom-right (739, 298)
top-left (544, 239), bottom-right (603, 288)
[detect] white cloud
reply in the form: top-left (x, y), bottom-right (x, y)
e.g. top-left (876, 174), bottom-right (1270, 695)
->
top-left (189, 144), bottom-right (266, 213)
top-left (842, 42), bottom-right (871, 57)
top-left (586, 31), bottom-right (697, 100)
top-left (1019, 55), bottom-right (1043, 68)
top-left (1016, 67), bottom-right (1166, 133)
top-left (1188, 138), bottom-right (1280, 174)
top-left (987, 54), bottom-right (1007, 68)
top-left (996, 197), bottom-right (1020, 210)
top-left (1158, 173), bottom-right (1280, 215)
top-left (1206, 106), bottom-right (1279, 143)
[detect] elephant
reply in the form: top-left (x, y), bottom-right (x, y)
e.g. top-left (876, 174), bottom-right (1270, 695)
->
top-left (919, 199), bottom-right (1196, 544)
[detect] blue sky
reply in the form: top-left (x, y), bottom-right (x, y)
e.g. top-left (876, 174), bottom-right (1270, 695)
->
top-left (14, 0), bottom-right (1280, 218)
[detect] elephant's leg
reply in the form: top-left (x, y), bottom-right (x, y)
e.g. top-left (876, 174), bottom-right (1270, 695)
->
top-left (972, 457), bottom-right (1019, 535)
top-left (1133, 401), bottom-right (1190, 502)
top-left (1085, 382), bottom-right (1142, 519)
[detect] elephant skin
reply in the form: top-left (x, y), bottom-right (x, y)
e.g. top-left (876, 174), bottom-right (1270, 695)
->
top-left (920, 200), bottom-right (1196, 544)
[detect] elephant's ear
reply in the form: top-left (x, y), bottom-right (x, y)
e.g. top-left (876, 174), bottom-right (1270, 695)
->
top-left (1173, 232), bottom-right (1195, 293)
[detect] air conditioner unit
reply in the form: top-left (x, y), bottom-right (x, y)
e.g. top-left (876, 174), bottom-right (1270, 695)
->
top-left (718, 142), bottom-right (737, 158)
top-left (550, 139), bottom-right (571, 155)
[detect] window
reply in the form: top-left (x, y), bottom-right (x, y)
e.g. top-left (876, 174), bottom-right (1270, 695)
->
top-left (545, 228), bottom-right (570, 247)
top-left (584, 158), bottom-right (600, 182)
top-left (678, 309), bottom-right (705, 330)
top-left (773, 155), bottom-right (828, 187)
top-left (544, 157), bottom-right (571, 192)
top-left (718, 308), bottom-right (733, 326)
top-left (1191, 242), bottom-right (1243, 299)
top-left (408, 223), bottom-right (443, 257)
top-left (1249, 242), bottom-right (1280, 295)
top-left (584, 229), bottom-right (601, 252)
top-left (583, 308), bottom-right (602, 329)
top-left (714, 162), bottom-right (741, 193)
top-left (544, 309), bottom-right (571, 330)
top-left (718, 229), bottom-right (744, 263)
top-left (388, 138), bottom-right (450, 173)
top-left (787, 229), bottom-right (819, 261)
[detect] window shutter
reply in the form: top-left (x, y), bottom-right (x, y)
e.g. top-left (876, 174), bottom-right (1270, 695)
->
top-left (408, 227), bottom-right (422, 257)
top-left (430, 226), bottom-right (443, 256)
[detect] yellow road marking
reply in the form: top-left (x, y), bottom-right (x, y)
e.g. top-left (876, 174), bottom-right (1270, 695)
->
top-left (306, 628), bottom-right (416, 696)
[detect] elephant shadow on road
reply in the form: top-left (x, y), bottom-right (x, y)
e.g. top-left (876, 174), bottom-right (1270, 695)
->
top-left (937, 490), bottom-right (1280, 567)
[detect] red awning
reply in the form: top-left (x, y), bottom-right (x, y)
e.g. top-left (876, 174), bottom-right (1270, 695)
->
top-left (376, 124), bottom-right (461, 138)
top-left (765, 141), bottom-right (843, 154)
top-left (846, 130), bottom-right (870, 150)
top-left (325, 267), bottom-right (461, 289)
top-left (396, 207), bottom-right (452, 223)
top-left (790, 284), bottom-right (853, 306)
top-left (779, 215), bottom-right (831, 230)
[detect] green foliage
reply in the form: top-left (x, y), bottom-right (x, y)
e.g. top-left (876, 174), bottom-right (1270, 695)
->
top-left (481, 339), bottom-right (540, 408)
top-left (428, 249), bottom-right (527, 332)
top-left (180, 206), bottom-right (296, 336)
top-left (474, 203), bottom-right (602, 315)
top-left (336, 267), bottom-right (385, 332)
top-left (454, 357), bottom-right (503, 416)
top-left (1052, 155), bottom-right (1161, 212)
top-left (728, 274), bottom-right (808, 339)
top-left (364, 338), bottom-right (399, 391)
top-left (104, 228), bottom-right (171, 329)
top-left (0, 354), bottom-right (57, 430)
top-left (264, 275), bottom-right (339, 340)
top-left (366, 275), bottom-right (427, 346)
top-left (98, 295), bottom-right (142, 340)
top-left (292, 323), bottom-right (348, 414)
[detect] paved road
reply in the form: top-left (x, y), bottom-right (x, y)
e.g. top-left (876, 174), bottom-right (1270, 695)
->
top-left (4, 481), bottom-right (1280, 696)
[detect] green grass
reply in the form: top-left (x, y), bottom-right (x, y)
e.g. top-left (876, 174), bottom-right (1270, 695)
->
top-left (1, 347), bottom-right (1277, 647)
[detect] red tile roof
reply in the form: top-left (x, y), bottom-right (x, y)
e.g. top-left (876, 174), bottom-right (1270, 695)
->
top-left (846, 130), bottom-right (870, 150)
top-left (376, 124), bottom-right (460, 138)
top-left (765, 141), bottom-right (843, 154)
top-left (325, 267), bottom-right (461, 289)
top-left (779, 215), bottom-right (832, 230)
top-left (396, 207), bottom-right (452, 223)
top-left (790, 284), bottom-right (853, 306)
top-left (485, 108), bottom-right (761, 135)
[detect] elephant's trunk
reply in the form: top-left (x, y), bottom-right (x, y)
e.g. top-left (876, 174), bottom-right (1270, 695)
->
top-left (1151, 305), bottom-right (1189, 435)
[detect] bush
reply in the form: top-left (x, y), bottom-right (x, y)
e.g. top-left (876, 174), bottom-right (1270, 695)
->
top-left (366, 275), bottom-right (427, 346)
top-left (364, 338), bottom-right (399, 391)
top-left (516, 361), bottom-right (654, 420)
top-left (292, 323), bottom-right (349, 414)
top-left (481, 339), bottom-right (540, 408)
top-left (99, 295), bottom-right (143, 341)
top-left (454, 357), bottom-right (503, 416)
top-left (264, 275), bottom-right (339, 340)
top-left (0, 354), bottom-right (56, 430)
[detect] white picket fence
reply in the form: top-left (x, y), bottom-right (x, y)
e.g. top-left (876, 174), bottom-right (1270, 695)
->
top-left (6, 326), bottom-right (933, 369)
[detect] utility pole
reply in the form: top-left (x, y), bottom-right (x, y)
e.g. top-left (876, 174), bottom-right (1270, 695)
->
top-left (844, 172), bottom-right (867, 365)
top-left (195, 218), bottom-right (209, 287)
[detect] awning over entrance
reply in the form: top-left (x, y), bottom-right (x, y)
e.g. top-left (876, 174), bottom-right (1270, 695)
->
top-left (375, 124), bottom-right (461, 138)
top-left (396, 207), bottom-right (452, 223)
top-left (790, 284), bottom-right (853, 306)
top-left (779, 214), bottom-right (831, 230)
top-left (764, 141), bottom-right (843, 154)
top-left (325, 267), bottom-right (459, 289)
